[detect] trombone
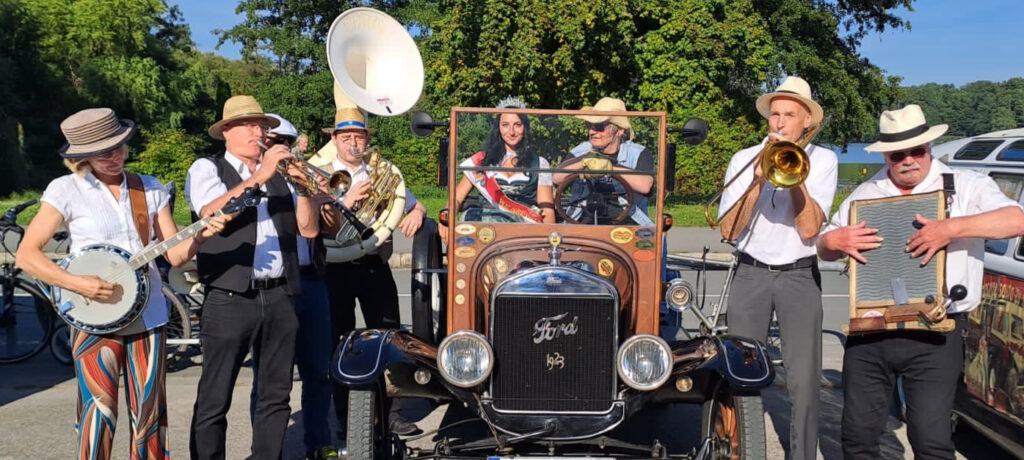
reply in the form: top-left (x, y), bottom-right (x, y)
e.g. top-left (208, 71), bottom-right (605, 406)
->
top-left (704, 121), bottom-right (824, 228)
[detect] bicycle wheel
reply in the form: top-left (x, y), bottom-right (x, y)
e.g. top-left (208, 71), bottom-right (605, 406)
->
top-left (50, 323), bottom-right (73, 365)
top-left (0, 279), bottom-right (55, 364)
top-left (162, 285), bottom-right (191, 364)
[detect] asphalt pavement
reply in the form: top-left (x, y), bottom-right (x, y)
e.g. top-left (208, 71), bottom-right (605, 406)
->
top-left (0, 228), bottom-right (1013, 459)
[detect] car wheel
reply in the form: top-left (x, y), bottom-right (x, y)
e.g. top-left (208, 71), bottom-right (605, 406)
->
top-left (347, 388), bottom-right (395, 459)
top-left (411, 218), bottom-right (446, 345)
top-left (701, 385), bottom-right (766, 460)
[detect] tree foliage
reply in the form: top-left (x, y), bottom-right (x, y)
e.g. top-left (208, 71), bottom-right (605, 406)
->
top-left (900, 78), bottom-right (1024, 140)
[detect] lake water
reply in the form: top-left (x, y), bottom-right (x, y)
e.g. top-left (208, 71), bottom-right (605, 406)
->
top-left (828, 142), bottom-right (884, 164)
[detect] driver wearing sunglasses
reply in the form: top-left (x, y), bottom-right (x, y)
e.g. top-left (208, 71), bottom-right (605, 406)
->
top-left (552, 96), bottom-right (654, 225)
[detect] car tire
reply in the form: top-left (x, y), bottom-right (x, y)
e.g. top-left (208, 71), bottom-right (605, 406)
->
top-left (701, 385), bottom-right (766, 460)
top-left (411, 218), bottom-right (446, 345)
top-left (347, 388), bottom-right (394, 459)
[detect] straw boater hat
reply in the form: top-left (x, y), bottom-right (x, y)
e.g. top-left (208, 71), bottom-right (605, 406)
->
top-left (755, 76), bottom-right (824, 125)
top-left (321, 107), bottom-right (373, 135)
top-left (576, 97), bottom-right (634, 140)
top-left (864, 104), bottom-right (948, 153)
top-left (59, 108), bottom-right (137, 159)
top-left (207, 95), bottom-right (280, 140)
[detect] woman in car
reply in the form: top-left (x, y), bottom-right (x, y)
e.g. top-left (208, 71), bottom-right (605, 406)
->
top-left (443, 111), bottom-right (555, 241)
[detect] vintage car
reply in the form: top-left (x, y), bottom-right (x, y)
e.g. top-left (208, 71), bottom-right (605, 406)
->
top-left (332, 108), bottom-right (775, 459)
top-left (937, 130), bottom-right (1024, 457)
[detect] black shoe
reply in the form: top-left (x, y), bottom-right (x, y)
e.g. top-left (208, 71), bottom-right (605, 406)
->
top-left (389, 418), bottom-right (422, 436)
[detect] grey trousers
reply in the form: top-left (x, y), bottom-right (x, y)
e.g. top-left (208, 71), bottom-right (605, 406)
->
top-left (727, 261), bottom-right (823, 460)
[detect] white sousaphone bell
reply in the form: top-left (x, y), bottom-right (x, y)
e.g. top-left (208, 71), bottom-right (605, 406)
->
top-left (312, 7), bottom-right (423, 263)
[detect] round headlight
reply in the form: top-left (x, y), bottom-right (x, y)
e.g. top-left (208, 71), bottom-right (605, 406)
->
top-left (436, 330), bottom-right (494, 388)
top-left (617, 335), bottom-right (672, 391)
top-left (665, 278), bottom-right (694, 312)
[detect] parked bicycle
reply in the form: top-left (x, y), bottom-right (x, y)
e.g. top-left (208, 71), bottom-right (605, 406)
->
top-left (0, 199), bottom-right (66, 364)
top-left (664, 246), bottom-right (785, 367)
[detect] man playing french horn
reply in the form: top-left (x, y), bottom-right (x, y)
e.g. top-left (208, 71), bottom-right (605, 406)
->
top-left (307, 107), bottom-right (427, 440)
top-left (716, 76), bottom-right (838, 460)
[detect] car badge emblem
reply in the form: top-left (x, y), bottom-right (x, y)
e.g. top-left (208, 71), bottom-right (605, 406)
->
top-left (493, 258), bottom-right (508, 274)
top-left (454, 246), bottom-right (476, 258)
top-left (478, 226), bottom-right (495, 244)
top-left (455, 224), bottom-right (476, 235)
top-left (610, 227), bottom-right (633, 244)
top-left (598, 258), bottom-right (614, 277)
top-left (533, 312), bottom-right (580, 344)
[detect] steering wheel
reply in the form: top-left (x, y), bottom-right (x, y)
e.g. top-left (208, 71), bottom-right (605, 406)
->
top-left (555, 172), bottom-right (635, 224)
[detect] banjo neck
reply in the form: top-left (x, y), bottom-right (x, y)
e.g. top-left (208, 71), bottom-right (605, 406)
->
top-left (127, 211), bottom-right (223, 271)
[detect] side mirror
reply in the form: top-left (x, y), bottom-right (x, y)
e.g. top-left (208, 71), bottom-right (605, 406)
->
top-left (409, 111), bottom-right (450, 187)
top-left (664, 143), bottom-right (676, 192)
top-left (670, 118), bottom-right (709, 146)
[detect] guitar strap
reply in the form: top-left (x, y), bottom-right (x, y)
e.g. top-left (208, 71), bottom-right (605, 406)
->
top-left (126, 173), bottom-right (150, 244)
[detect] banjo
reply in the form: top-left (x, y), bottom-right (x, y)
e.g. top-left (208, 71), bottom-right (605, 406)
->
top-left (50, 187), bottom-right (261, 334)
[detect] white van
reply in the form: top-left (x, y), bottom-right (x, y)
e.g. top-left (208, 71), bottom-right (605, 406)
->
top-left (935, 128), bottom-right (1024, 457)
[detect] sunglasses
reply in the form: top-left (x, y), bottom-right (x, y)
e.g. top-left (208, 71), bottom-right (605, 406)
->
top-left (264, 136), bottom-right (294, 147)
top-left (586, 122), bottom-right (611, 132)
top-left (886, 147), bottom-right (928, 162)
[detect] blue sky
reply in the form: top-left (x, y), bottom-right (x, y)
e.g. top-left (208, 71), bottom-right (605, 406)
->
top-left (172, 1), bottom-right (1023, 163)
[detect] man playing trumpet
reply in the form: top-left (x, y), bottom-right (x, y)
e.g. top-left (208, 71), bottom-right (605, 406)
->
top-left (716, 76), bottom-right (838, 460)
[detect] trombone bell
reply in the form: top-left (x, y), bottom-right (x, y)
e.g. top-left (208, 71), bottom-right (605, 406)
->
top-left (761, 141), bottom-right (810, 188)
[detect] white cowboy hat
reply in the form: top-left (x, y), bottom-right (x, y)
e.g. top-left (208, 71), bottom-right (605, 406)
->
top-left (58, 108), bottom-right (137, 159)
top-left (575, 97), bottom-right (634, 140)
top-left (755, 76), bottom-right (824, 125)
top-left (864, 104), bottom-right (948, 153)
top-left (208, 95), bottom-right (280, 140)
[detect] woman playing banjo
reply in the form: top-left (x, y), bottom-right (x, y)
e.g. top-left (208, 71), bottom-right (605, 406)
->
top-left (15, 108), bottom-right (232, 459)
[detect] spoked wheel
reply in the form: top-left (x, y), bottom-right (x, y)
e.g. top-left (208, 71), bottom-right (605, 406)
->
top-left (411, 218), bottom-right (446, 345)
top-left (162, 285), bottom-right (191, 367)
top-left (347, 388), bottom-right (400, 459)
top-left (701, 384), bottom-right (766, 460)
top-left (49, 323), bottom-right (73, 365)
top-left (0, 280), bottom-right (55, 364)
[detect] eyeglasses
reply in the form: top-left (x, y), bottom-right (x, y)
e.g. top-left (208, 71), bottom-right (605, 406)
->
top-left (335, 133), bottom-right (367, 144)
top-left (886, 147), bottom-right (928, 162)
top-left (586, 122), bottom-right (610, 132)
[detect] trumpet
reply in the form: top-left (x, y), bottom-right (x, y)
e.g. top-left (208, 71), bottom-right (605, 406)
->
top-left (261, 141), bottom-right (374, 240)
top-left (262, 141), bottom-right (350, 198)
top-left (704, 122), bottom-right (823, 228)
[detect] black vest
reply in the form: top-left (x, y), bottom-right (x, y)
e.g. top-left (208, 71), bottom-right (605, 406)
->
top-left (194, 156), bottom-right (301, 295)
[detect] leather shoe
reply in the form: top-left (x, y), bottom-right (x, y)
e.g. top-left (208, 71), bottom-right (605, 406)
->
top-left (389, 418), bottom-right (422, 436)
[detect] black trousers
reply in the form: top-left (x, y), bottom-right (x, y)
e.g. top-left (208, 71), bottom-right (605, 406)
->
top-left (189, 285), bottom-right (298, 460)
top-left (326, 256), bottom-right (403, 433)
top-left (841, 314), bottom-right (966, 460)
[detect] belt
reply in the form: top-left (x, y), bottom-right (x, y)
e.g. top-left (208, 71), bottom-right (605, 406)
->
top-left (737, 253), bottom-right (816, 272)
top-left (250, 277), bottom-right (287, 290)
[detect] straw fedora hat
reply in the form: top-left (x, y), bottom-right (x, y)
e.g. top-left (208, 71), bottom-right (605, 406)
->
top-left (864, 104), bottom-right (948, 153)
top-left (755, 76), bottom-right (824, 125)
top-left (321, 107), bottom-right (373, 135)
top-left (59, 108), bottom-right (137, 159)
top-left (208, 95), bottom-right (279, 140)
top-left (576, 97), bottom-right (634, 140)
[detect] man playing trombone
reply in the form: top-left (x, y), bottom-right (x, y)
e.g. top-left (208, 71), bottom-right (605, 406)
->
top-left (716, 76), bottom-right (838, 460)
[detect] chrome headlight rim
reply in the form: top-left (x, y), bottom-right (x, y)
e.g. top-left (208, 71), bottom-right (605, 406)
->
top-left (616, 334), bottom-right (673, 391)
top-left (436, 330), bottom-right (494, 388)
top-left (665, 278), bottom-right (694, 312)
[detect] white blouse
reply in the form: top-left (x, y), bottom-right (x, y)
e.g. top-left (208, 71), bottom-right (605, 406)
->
top-left (41, 171), bottom-right (170, 331)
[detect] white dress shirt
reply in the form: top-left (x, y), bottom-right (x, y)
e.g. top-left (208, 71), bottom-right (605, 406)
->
top-left (41, 172), bottom-right (170, 331)
top-left (825, 161), bottom-right (1023, 313)
top-left (185, 152), bottom-right (298, 280)
top-left (719, 140), bottom-right (839, 264)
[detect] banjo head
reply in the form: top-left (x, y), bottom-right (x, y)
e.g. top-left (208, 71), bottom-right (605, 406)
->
top-left (52, 244), bottom-right (149, 334)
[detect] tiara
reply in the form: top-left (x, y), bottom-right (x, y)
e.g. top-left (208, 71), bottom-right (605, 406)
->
top-left (496, 96), bottom-right (526, 109)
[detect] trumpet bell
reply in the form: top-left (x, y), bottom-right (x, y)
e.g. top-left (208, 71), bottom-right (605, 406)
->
top-left (326, 8), bottom-right (423, 116)
top-left (761, 141), bottom-right (810, 188)
top-left (329, 170), bottom-right (352, 196)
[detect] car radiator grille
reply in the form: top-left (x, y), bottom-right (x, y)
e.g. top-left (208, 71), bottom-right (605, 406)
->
top-left (490, 295), bottom-right (617, 412)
